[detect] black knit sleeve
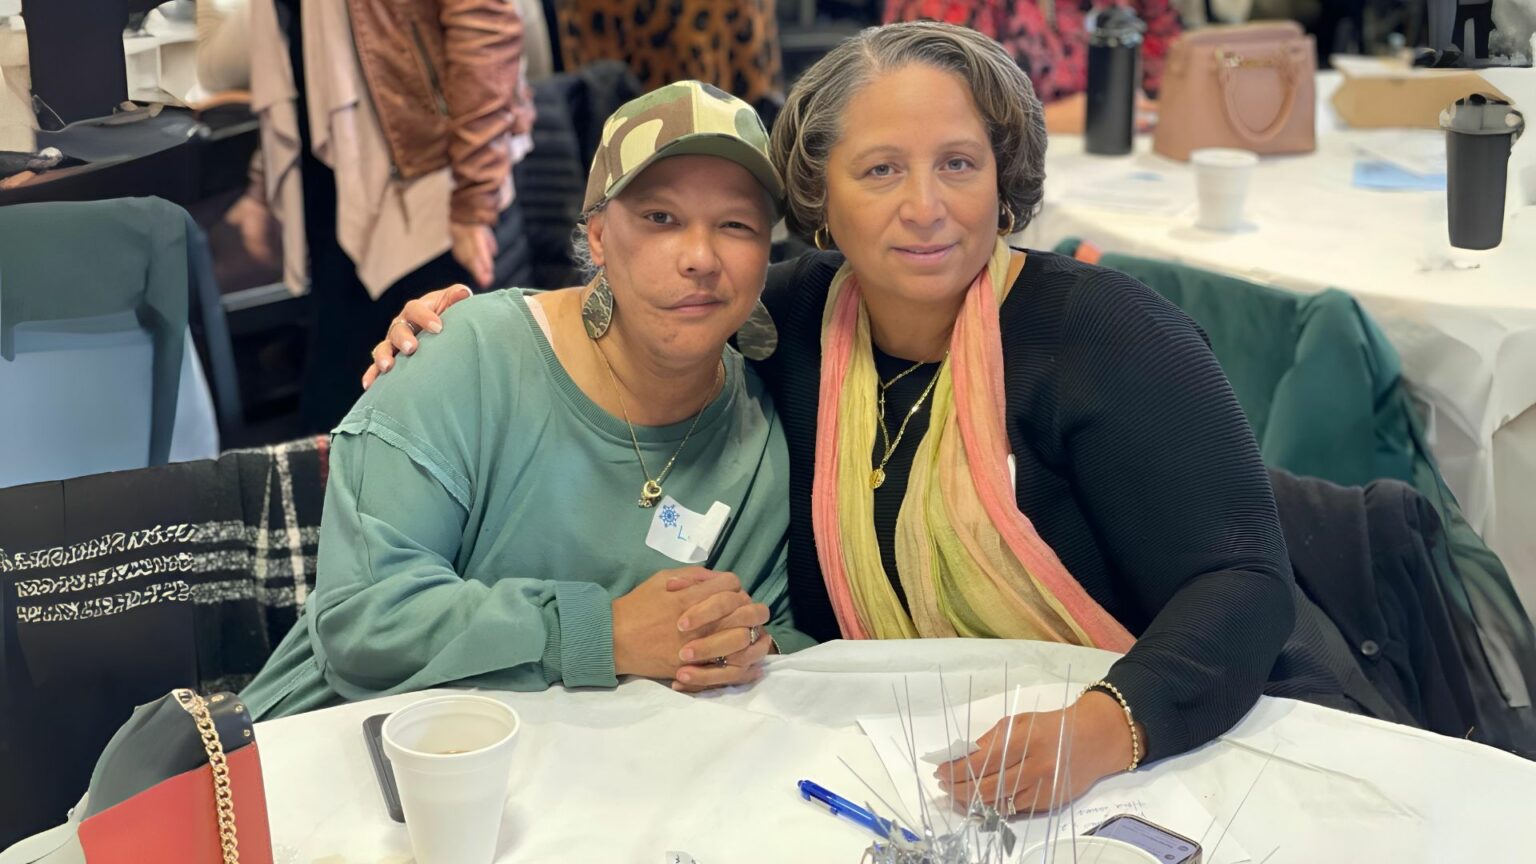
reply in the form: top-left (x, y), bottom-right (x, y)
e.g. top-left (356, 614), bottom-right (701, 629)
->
top-left (762, 256), bottom-right (809, 317)
top-left (1054, 269), bottom-right (1295, 762)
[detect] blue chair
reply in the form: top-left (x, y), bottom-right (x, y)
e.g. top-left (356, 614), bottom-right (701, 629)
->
top-left (0, 198), bottom-right (229, 487)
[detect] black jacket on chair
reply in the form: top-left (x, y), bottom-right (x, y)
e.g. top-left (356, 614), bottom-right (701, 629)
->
top-left (1269, 469), bottom-right (1536, 758)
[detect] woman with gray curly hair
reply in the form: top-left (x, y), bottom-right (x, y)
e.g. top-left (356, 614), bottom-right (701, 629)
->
top-left (367, 22), bottom-right (1352, 814)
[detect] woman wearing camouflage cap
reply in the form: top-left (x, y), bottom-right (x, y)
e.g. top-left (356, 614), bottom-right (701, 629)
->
top-left (368, 23), bottom-right (1355, 813)
top-left (241, 81), bottom-right (807, 720)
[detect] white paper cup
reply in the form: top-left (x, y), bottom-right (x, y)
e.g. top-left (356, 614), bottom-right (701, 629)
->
top-left (1020, 836), bottom-right (1161, 864)
top-left (382, 695), bottom-right (520, 864)
top-left (1192, 147), bottom-right (1259, 231)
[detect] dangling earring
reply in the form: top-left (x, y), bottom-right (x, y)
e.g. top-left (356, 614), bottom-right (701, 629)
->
top-left (813, 225), bottom-right (834, 251)
top-left (998, 205), bottom-right (1017, 237)
top-left (735, 299), bottom-right (779, 361)
top-left (582, 271), bottom-right (614, 340)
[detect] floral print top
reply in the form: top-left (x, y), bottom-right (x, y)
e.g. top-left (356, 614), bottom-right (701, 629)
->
top-left (884, 0), bottom-right (1183, 102)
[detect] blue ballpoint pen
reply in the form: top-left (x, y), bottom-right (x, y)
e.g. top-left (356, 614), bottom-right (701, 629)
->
top-left (798, 780), bottom-right (921, 843)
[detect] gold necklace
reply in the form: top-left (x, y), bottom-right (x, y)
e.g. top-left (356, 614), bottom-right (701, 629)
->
top-left (593, 341), bottom-right (722, 507)
top-left (871, 354), bottom-right (947, 490)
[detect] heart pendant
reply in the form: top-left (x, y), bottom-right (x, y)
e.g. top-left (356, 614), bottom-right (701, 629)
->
top-left (639, 479), bottom-right (663, 508)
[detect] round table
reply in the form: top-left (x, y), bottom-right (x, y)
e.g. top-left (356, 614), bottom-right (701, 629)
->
top-left (253, 640), bottom-right (1536, 863)
top-left (1020, 70), bottom-right (1536, 619)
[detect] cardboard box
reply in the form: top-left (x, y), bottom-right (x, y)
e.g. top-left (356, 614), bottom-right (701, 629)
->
top-left (1330, 56), bottom-right (1512, 129)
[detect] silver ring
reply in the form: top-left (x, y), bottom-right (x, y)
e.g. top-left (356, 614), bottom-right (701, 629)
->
top-left (394, 316), bottom-right (420, 335)
top-left (713, 656), bottom-right (729, 668)
top-left (748, 625), bottom-right (761, 646)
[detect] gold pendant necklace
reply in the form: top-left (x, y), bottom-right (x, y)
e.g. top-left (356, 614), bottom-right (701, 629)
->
top-left (593, 341), bottom-right (721, 507)
top-left (871, 354), bottom-right (947, 490)
top-left (870, 466), bottom-right (887, 491)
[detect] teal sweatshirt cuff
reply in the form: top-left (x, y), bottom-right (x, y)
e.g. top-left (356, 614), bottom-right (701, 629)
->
top-left (545, 581), bottom-right (619, 689)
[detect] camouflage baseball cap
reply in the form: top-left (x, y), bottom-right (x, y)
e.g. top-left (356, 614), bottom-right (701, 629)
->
top-left (582, 81), bottom-right (783, 216)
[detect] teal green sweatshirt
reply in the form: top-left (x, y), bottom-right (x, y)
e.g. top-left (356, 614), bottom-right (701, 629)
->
top-left (243, 290), bottom-right (811, 720)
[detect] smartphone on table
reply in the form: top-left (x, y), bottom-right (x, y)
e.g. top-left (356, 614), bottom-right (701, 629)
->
top-left (361, 713), bottom-right (405, 823)
top-left (1086, 813), bottom-right (1202, 864)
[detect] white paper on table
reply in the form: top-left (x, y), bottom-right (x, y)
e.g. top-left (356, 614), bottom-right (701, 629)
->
top-left (1056, 169), bottom-right (1194, 217)
top-left (1349, 129), bottom-right (1448, 178)
top-left (857, 684), bottom-right (1253, 864)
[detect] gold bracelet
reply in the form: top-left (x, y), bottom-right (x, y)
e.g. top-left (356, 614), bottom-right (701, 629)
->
top-left (1083, 679), bottom-right (1141, 772)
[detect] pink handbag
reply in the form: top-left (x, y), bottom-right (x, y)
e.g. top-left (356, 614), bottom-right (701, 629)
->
top-left (1153, 22), bottom-right (1317, 161)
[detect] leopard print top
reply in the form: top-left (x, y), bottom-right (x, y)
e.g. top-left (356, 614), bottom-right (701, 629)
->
top-left (554, 0), bottom-right (782, 106)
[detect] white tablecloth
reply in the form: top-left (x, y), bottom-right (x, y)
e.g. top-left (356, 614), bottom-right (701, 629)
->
top-left (1020, 71), bottom-right (1536, 618)
top-left (253, 640), bottom-right (1536, 863)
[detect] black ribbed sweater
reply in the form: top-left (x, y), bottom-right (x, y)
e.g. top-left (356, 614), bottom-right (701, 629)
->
top-left (754, 249), bottom-right (1297, 762)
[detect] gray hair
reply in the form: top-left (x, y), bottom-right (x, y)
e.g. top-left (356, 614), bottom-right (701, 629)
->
top-left (570, 204), bottom-right (604, 281)
top-left (768, 20), bottom-right (1048, 241)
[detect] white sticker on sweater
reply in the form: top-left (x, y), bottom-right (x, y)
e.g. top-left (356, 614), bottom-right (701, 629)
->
top-left (646, 496), bottom-right (731, 564)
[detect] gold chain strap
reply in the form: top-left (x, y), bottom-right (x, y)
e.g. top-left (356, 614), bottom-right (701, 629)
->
top-left (172, 689), bottom-right (241, 864)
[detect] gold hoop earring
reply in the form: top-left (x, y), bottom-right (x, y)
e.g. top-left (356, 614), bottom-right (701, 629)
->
top-left (582, 271), bottom-right (614, 340)
top-left (813, 225), bottom-right (834, 251)
top-left (998, 205), bottom-right (1016, 237)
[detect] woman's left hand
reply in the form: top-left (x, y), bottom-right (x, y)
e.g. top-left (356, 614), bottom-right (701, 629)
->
top-left (362, 285), bottom-right (474, 389)
top-left (936, 690), bottom-right (1137, 816)
top-left (665, 570), bottom-right (775, 693)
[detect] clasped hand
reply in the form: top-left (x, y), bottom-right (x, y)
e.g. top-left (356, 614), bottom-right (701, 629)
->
top-left (611, 567), bottom-right (774, 693)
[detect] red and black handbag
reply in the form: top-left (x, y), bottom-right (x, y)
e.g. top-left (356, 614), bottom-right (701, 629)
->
top-left (1, 689), bottom-right (273, 864)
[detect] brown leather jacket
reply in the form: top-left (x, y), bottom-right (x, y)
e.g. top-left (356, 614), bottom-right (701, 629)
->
top-left (346, 0), bottom-right (536, 226)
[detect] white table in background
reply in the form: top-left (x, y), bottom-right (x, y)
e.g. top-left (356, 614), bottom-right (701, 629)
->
top-left (254, 640), bottom-right (1536, 863)
top-left (1021, 70), bottom-right (1536, 618)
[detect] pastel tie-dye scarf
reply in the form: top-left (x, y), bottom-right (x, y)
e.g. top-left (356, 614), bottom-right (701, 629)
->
top-left (811, 238), bottom-right (1135, 650)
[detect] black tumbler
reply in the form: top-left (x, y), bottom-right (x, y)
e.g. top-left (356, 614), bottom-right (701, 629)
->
top-left (1440, 94), bottom-right (1525, 251)
top-left (1085, 6), bottom-right (1145, 156)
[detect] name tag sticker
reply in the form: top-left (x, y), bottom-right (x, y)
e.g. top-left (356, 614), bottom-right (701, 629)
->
top-left (645, 496), bottom-right (731, 564)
